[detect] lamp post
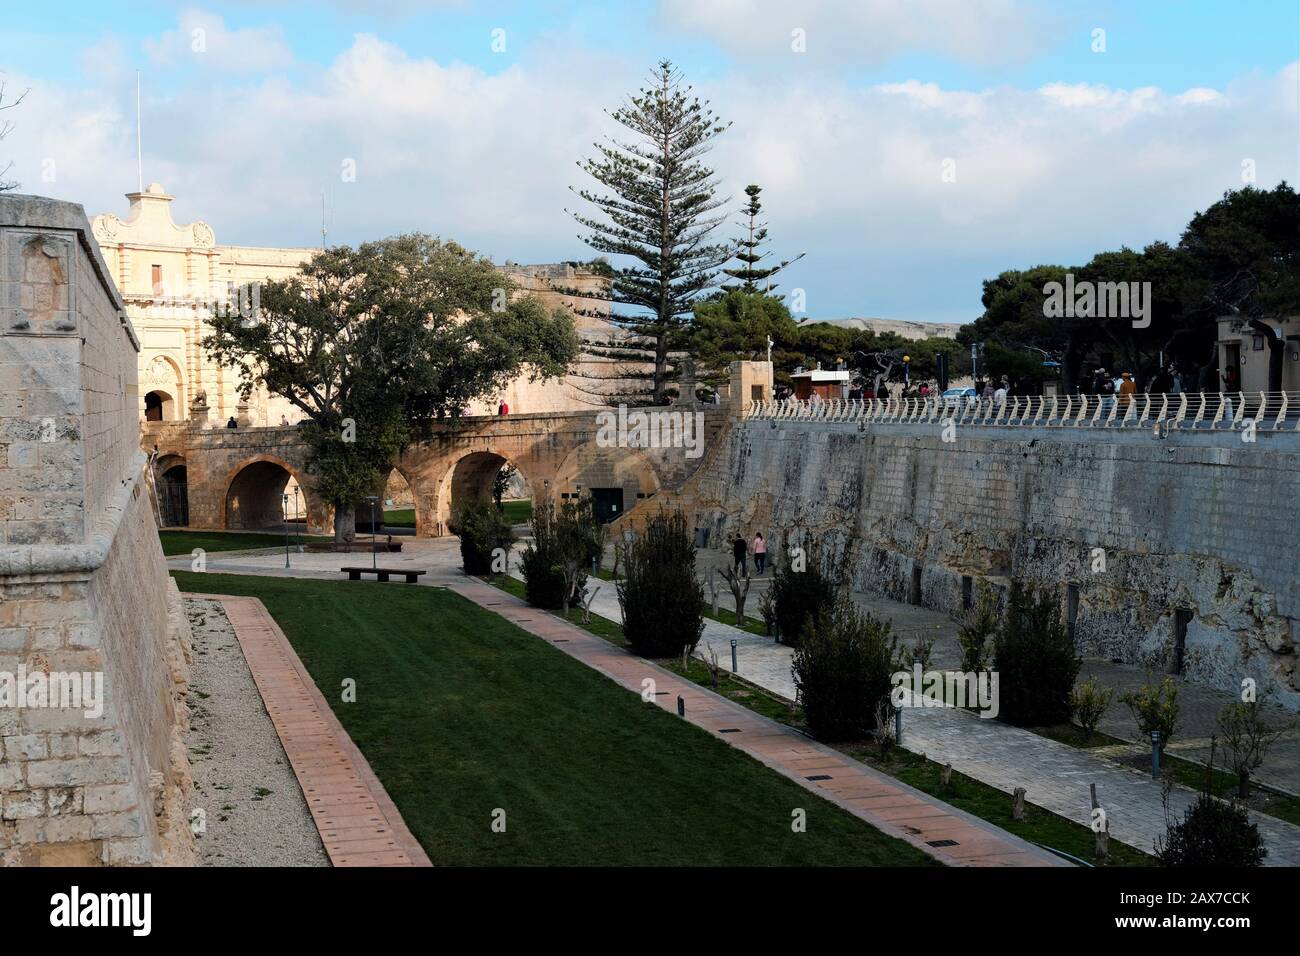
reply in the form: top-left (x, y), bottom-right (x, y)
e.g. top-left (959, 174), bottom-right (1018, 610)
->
top-left (365, 495), bottom-right (378, 569)
top-left (282, 493), bottom-right (290, 568)
top-left (292, 485), bottom-right (300, 551)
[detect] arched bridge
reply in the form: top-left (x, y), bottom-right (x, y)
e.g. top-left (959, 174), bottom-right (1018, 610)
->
top-left (142, 407), bottom-right (732, 536)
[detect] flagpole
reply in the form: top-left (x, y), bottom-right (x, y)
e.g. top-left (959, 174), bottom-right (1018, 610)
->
top-left (136, 71), bottom-right (143, 192)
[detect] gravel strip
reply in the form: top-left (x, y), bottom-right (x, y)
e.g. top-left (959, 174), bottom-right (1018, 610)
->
top-left (183, 598), bottom-right (329, 867)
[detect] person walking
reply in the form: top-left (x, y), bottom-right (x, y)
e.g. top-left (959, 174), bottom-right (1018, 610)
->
top-left (1118, 371), bottom-right (1136, 414)
top-left (752, 533), bottom-right (767, 574)
top-left (731, 534), bottom-right (747, 575)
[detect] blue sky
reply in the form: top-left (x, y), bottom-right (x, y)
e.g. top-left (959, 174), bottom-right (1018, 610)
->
top-left (2, 1), bottom-right (1297, 323)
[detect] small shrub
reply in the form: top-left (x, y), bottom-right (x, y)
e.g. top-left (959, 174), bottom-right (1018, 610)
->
top-left (1120, 677), bottom-right (1180, 762)
top-left (449, 499), bottom-right (515, 575)
top-left (768, 534), bottom-right (839, 647)
top-left (1217, 698), bottom-right (1294, 798)
top-left (618, 510), bottom-right (704, 657)
top-left (791, 598), bottom-right (897, 741)
top-left (992, 581), bottom-right (1081, 726)
top-left (519, 500), bottom-right (594, 609)
top-left (1069, 676), bottom-right (1113, 741)
top-left (1156, 792), bottom-right (1266, 867)
top-left (957, 580), bottom-right (999, 672)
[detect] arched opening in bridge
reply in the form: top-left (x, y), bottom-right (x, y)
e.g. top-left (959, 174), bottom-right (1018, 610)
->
top-left (225, 460), bottom-right (295, 531)
top-left (144, 390), bottom-right (175, 422)
top-left (381, 468), bottom-right (416, 532)
top-left (157, 459), bottom-right (188, 527)
top-left (442, 452), bottom-right (532, 532)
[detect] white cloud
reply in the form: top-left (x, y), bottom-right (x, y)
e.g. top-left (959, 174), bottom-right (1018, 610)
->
top-left (658, 0), bottom-right (1059, 67)
top-left (3, 14), bottom-right (1295, 323)
top-left (143, 8), bottom-right (295, 74)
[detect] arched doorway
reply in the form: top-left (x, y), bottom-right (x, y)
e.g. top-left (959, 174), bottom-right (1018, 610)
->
top-left (224, 459), bottom-right (295, 530)
top-left (144, 390), bottom-right (175, 422)
top-left (157, 460), bottom-right (189, 526)
top-left (381, 468), bottom-right (416, 533)
top-left (436, 451), bottom-right (532, 533)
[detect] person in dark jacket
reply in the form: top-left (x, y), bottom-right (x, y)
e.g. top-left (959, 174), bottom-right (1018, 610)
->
top-left (731, 534), bottom-right (747, 575)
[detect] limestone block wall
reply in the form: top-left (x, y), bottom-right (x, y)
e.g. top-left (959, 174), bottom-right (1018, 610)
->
top-left (0, 195), bottom-right (193, 866)
top-left (687, 419), bottom-right (1300, 708)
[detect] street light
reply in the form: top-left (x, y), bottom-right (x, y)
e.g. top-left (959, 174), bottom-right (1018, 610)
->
top-left (292, 485), bottom-right (300, 551)
top-left (365, 495), bottom-right (379, 569)
top-left (282, 493), bottom-right (290, 568)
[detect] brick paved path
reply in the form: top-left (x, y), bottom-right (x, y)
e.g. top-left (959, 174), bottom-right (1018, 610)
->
top-left (448, 576), bottom-right (1064, 867)
top-left (189, 594), bottom-right (431, 867)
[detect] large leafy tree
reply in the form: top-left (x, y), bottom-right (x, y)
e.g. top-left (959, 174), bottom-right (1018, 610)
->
top-left (1178, 183), bottom-right (1300, 392)
top-left (204, 234), bottom-right (579, 541)
top-left (568, 60), bottom-right (733, 404)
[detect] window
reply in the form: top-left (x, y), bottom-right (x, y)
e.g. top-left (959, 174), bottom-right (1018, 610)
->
top-left (151, 264), bottom-right (163, 296)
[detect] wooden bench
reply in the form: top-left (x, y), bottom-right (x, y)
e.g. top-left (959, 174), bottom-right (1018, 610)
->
top-left (341, 567), bottom-right (426, 584)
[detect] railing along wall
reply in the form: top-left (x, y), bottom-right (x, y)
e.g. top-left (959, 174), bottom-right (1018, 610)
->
top-left (743, 392), bottom-right (1300, 432)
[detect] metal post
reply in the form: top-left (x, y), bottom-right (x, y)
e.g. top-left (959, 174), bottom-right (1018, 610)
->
top-left (676, 695), bottom-right (685, 717)
top-left (730, 638), bottom-right (737, 673)
top-left (293, 486), bottom-right (300, 551)
top-left (1151, 731), bottom-right (1161, 779)
top-left (283, 494), bottom-right (290, 568)
top-left (366, 495), bottom-right (378, 569)
top-left (895, 705), bottom-right (903, 746)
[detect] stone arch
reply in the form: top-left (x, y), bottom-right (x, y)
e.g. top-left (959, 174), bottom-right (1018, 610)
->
top-left (155, 453), bottom-right (189, 526)
top-left (220, 454), bottom-right (321, 532)
top-left (144, 389), bottom-right (176, 422)
top-left (432, 448), bottom-right (537, 537)
top-left (141, 355), bottom-right (184, 420)
top-left (551, 441), bottom-right (661, 524)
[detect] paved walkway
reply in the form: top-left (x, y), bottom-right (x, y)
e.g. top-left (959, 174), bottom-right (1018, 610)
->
top-left (514, 554), bottom-right (1300, 865)
top-left (444, 576), bottom-right (1064, 867)
top-left (189, 593), bottom-right (431, 867)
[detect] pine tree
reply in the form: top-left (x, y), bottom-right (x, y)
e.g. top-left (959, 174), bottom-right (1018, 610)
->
top-left (722, 184), bottom-right (805, 295)
top-left (567, 61), bottom-right (732, 405)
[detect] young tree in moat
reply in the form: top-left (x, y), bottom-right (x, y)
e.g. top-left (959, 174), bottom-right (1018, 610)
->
top-left (0, 80), bottom-right (30, 192)
top-left (568, 60), bottom-right (733, 404)
top-left (721, 184), bottom-right (804, 296)
top-left (204, 234), bottom-right (579, 542)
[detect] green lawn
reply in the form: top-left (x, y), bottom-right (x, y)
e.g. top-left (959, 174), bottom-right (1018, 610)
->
top-left (481, 572), bottom-right (1151, 866)
top-left (172, 570), bottom-right (934, 867)
top-left (384, 500), bottom-right (531, 529)
top-left (159, 530), bottom-right (329, 556)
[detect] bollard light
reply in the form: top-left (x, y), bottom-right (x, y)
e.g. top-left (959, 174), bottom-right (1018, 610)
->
top-left (895, 705), bottom-right (903, 747)
top-left (676, 695), bottom-right (685, 717)
top-left (730, 638), bottom-right (737, 673)
top-left (1151, 731), bottom-right (1161, 779)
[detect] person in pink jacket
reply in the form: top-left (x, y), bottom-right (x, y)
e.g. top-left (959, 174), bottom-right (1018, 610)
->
top-left (752, 533), bottom-right (767, 574)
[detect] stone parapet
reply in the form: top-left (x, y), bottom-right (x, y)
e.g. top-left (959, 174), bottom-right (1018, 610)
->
top-left (0, 194), bottom-right (193, 866)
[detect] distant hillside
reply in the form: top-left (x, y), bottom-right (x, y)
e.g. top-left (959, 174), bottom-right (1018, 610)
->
top-left (808, 317), bottom-right (962, 341)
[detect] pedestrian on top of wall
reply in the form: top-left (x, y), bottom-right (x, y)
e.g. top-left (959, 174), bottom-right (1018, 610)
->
top-left (226, 416), bottom-right (237, 429)
top-left (280, 414), bottom-right (289, 425)
top-left (732, 534), bottom-right (747, 575)
top-left (498, 401), bottom-right (510, 415)
top-left (752, 533), bottom-right (767, 574)
top-left (1118, 371), bottom-right (1136, 410)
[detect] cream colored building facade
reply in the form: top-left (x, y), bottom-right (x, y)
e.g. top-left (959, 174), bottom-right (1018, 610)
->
top-left (90, 183), bottom-right (622, 432)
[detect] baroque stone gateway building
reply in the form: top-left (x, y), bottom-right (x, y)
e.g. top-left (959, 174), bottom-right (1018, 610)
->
top-left (89, 183), bottom-right (622, 430)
